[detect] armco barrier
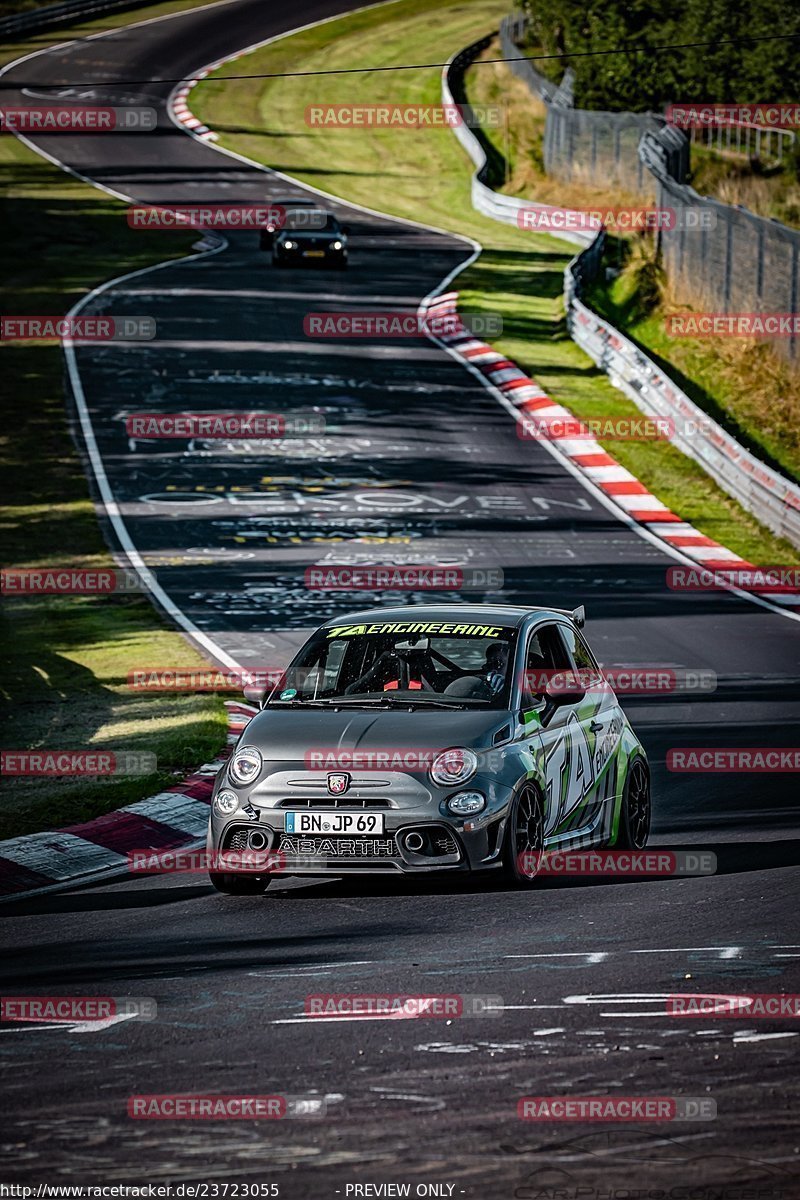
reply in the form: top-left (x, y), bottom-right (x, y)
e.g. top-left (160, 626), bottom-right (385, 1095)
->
top-left (0, 0), bottom-right (162, 40)
top-left (443, 36), bottom-right (800, 551)
top-left (444, 42), bottom-right (594, 250)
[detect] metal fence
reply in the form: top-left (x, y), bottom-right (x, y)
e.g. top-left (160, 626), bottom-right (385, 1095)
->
top-left (498, 14), bottom-right (559, 103)
top-left (443, 35), bottom-right (800, 549)
top-left (688, 120), bottom-right (795, 165)
top-left (499, 15), bottom-right (663, 197)
top-left (502, 12), bottom-right (800, 363)
top-left (0, 0), bottom-right (161, 41)
top-left (641, 128), bottom-right (800, 363)
top-left (544, 106), bottom-right (663, 197)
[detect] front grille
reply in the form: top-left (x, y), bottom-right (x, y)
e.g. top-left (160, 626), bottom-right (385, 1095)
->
top-left (278, 833), bottom-right (397, 859)
top-left (433, 831), bottom-right (459, 855)
top-left (277, 797), bottom-right (392, 810)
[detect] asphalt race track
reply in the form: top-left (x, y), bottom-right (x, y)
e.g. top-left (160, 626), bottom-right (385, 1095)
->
top-left (1, 1), bottom-right (799, 1194)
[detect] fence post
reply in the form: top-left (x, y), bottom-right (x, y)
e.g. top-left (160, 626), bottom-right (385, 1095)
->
top-left (723, 212), bottom-right (733, 311)
top-left (756, 220), bottom-right (765, 311)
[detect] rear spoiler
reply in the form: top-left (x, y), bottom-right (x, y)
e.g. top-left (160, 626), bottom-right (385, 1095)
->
top-left (551, 605), bottom-right (586, 628)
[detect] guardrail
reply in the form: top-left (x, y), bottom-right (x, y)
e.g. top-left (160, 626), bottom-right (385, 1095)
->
top-left (443, 35), bottom-right (800, 550)
top-left (0, 0), bottom-right (161, 41)
top-left (444, 41), bottom-right (594, 249)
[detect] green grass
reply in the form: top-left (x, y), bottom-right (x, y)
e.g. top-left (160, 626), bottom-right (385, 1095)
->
top-left (0, 13), bottom-right (231, 839)
top-left (586, 239), bottom-right (800, 485)
top-left (191, 0), bottom-right (800, 567)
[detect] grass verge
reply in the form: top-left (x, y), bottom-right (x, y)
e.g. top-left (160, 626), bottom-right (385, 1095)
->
top-left (190, 0), bottom-right (800, 567)
top-left (1, 8), bottom-right (230, 840)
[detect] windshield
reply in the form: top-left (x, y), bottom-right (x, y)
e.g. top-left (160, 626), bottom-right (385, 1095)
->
top-left (268, 621), bottom-right (517, 708)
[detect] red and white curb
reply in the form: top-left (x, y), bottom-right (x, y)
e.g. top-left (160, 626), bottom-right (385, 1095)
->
top-left (0, 702), bottom-right (256, 900)
top-left (423, 292), bottom-right (798, 607)
top-left (170, 43), bottom-right (260, 140)
top-left (172, 74), bottom-right (215, 139)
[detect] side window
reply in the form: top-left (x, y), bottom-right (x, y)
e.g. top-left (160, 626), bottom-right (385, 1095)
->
top-left (560, 625), bottom-right (598, 671)
top-left (522, 624), bottom-right (572, 706)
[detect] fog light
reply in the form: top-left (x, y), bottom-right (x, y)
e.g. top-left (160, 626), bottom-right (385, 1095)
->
top-left (214, 789), bottom-right (239, 817)
top-left (447, 791), bottom-right (486, 816)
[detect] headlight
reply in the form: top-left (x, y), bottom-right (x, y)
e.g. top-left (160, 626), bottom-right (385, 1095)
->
top-left (229, 745), bottom-right (262, 786)
top-left (430, 747), bottom-right (478, 786)
top-left (447, 791), bottom-right (486, 816)
top-left (331, 240), bottom-right (343, 250)
top-left (283, 239), bottom-right (296, 249)
top-left (214, 789), bottom-right (239, 817)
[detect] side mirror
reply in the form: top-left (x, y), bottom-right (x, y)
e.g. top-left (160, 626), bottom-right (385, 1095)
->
top-left (537, 676), bottom-right (586, 727)
top-left (341, 224), bottom-right (350, 235)
top-left (243, 683), bottom-right (267, 709)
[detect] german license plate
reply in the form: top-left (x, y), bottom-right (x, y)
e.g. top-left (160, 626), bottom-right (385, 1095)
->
top-left (284, 811), bottom-right (384, 834)
top-left (302, 250), bottom-right (325, 257)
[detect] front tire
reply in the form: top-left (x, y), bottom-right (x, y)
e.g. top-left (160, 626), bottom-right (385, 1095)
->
top-left (209, 871), bottom-right (271, 895)
top-left (615, 757), bottom-right (651, 849)
top-left (501, 784), bottom-right (544, 886)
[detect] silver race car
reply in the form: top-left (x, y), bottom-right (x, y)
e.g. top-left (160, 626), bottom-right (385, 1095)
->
top-left (207, 605), bottom-right (651, 893)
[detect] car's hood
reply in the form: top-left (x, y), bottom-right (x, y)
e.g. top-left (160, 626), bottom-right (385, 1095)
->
top-left (242, 706), bottom-right (510, 760)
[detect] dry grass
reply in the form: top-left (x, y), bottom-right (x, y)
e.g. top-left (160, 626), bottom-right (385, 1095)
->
top-left (470, 41), bottom-right (651, 212)
top-left (689, 145), bottom-right (800, 229)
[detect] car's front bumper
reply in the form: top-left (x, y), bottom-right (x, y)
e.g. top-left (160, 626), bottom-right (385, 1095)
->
top-left (273, 246), bottom-right (346, 265)
top-left (208, 768), bottom-right (516, 876)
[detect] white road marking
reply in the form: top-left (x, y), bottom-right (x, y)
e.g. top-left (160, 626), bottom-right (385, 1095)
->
top-left (732, 1031), bottom-right (799, 1043)
top-left (0, 1011), bottom-right (141, 1035)
top-left (505, 952), bottom-right (609, 963)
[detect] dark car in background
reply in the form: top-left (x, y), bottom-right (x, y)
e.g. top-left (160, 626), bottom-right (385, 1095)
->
top-left (272, 210), bottom-right (348, 268)
top-left (258, 196), bottom-right (320, 249)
